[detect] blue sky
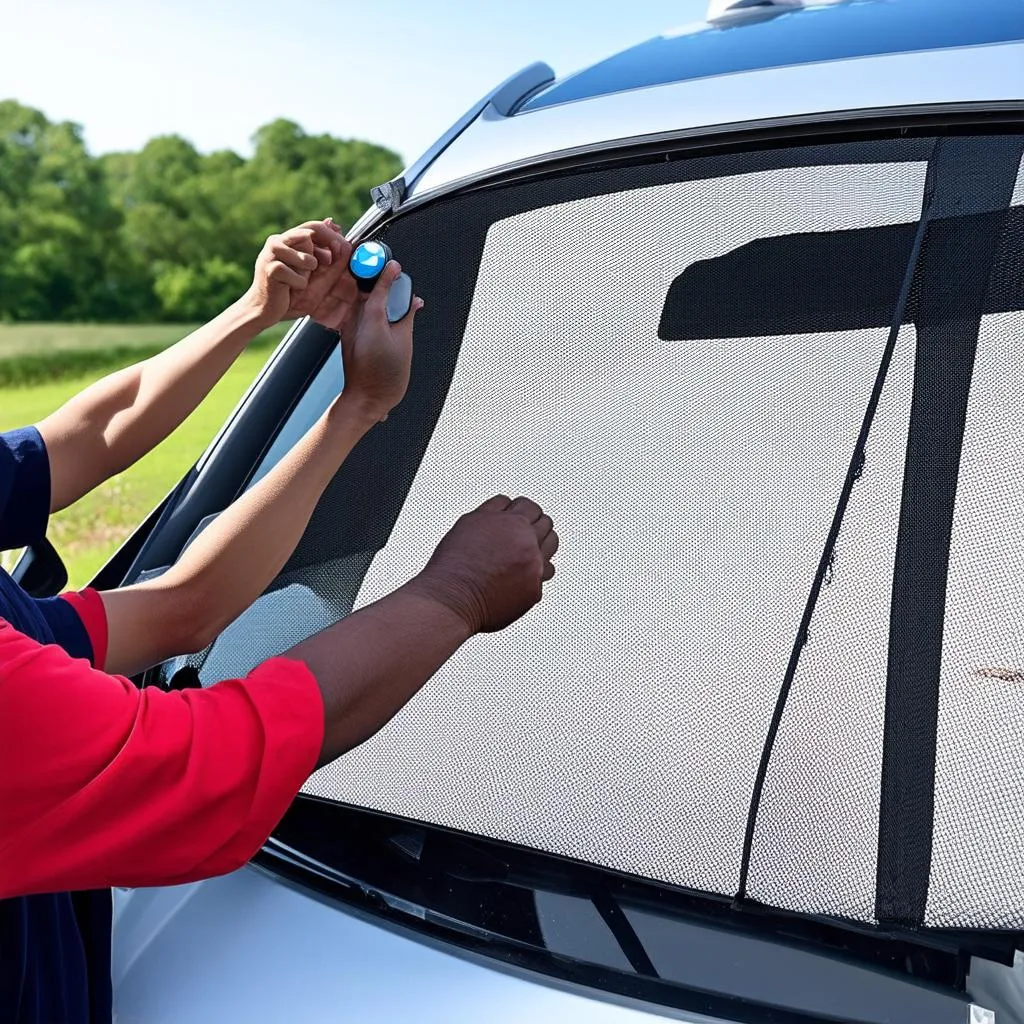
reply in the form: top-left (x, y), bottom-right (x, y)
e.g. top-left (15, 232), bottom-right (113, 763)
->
top-left (0, 0), bottom-right (709, 165)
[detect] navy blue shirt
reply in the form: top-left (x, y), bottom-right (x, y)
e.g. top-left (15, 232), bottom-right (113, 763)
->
top-left (0, 427), bottom-right (112, 1024)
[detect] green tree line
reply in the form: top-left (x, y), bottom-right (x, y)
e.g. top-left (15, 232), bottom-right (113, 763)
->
top-left (0, 100), bottom-right (402, 323)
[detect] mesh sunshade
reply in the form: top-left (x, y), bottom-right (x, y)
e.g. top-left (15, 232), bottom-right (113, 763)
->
top-left (195, 135), bottom-right (1024, 931)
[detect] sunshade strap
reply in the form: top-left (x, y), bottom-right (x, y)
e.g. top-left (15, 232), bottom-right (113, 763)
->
top-left (736, 137), bottom-right (943, 903)
top-left (876, 134), bottom-right (1024, 926)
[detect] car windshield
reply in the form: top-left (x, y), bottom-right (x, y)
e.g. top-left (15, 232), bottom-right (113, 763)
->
top-left (163, 127), bottom-right (1024, 1021)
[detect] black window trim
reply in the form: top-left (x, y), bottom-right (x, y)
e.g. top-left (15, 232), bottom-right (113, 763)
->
top-left (257, 796), bottom-right (1010, 1024)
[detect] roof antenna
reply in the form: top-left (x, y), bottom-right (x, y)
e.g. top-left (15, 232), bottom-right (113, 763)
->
top-left (706, 0), bottom-right (846, 24)
top-left (707, 0), bottom-right (801, 21)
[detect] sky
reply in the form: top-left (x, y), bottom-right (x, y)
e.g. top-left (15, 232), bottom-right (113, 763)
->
top-left (0, 0), bottom-right (709, 166)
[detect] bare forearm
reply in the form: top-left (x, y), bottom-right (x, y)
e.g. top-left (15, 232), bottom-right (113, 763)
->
top-left (101, 391), bottom-right (377, 676)
top-left (39, 299), bottom-right (269, 511)
top-left (284, 581), bottom-right (474, 766)
top-left (166, 394), bottom-right (373, 613)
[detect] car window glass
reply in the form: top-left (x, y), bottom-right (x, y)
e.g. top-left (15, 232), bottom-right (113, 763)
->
top-left (249, 348), bottom-right (344, 488)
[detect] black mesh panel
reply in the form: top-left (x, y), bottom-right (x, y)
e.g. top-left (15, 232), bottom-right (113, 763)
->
top-left (926, 159), bottom-right (1024, 928)
top-left (182, 134), bottom-right (1024, 930)
top-left (309, 150), bottom-right (931, 909)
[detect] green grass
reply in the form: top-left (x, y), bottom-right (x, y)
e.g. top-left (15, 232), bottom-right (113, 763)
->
top-left (0, 326), bottom-right (281, 587)
top-left (0, 322), bottom-right (205, 358)
top-left (0, 322), bottom-right (287, 386)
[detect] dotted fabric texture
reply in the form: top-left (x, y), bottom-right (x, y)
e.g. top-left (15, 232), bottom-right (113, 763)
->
top-left (745, 322), bottom-right (917, 921)
top-left (185, 140), bottom-right (1023, 931)
top-left (304, 161), bottom-right (929, 907)
top-left (926, 157), bottom-right (1024, 928)
top-left (926, 303), bottom-right (1024, 928)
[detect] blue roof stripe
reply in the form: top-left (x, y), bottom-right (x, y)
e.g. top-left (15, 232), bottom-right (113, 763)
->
top-left (521, 0), bottom-right (1024, 113)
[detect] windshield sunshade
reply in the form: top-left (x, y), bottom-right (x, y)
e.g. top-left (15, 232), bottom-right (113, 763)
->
top-left (188, 132), bottom-right (1024, 935)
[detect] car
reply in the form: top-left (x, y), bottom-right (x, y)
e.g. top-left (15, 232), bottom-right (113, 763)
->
top-left (19, 0), bottom-right (1022, 1019)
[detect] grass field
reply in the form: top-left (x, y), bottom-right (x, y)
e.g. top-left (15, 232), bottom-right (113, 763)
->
top-left (0, 321), bottom-right (287, 388)
top-left (0, 323), bottom-right (285, 586)
top-left (0, 322), bottom-right (207, 358)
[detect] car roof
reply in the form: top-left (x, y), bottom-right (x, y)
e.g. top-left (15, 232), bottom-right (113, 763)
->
top-left (354, 0), bottom-right (1023, 227)
top-left (521, 0), bottom-right (1024, 113)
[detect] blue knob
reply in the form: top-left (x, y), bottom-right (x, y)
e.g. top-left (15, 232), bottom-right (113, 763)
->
top-left (349, 240), bottom-right (393, 291)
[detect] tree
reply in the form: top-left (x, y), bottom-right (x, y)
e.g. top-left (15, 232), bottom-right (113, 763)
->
top-left (0, 103), bottom-right (403, 323)
top-left (0, 101), bottom-right (132, 321)
top-left (153, 258), bottom-right (250, 321)
top-left (240, 119), bottom-right (402, 249)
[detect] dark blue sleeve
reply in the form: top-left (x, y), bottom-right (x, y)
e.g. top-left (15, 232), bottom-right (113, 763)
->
top-left (0, 427), bottom-right (52, 551)
top-left (35, 596), bottom-right (96, 664)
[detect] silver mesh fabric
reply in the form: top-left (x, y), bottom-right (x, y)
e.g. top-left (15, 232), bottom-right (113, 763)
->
top-left (304, 162), bottom-right (928, 907)
top-left (926, 310), bottom-right (1024, 928)
top-left (925, 160), bottom-right (1024, 927)
top-left (177, 140), bottom-right (1024, 931)
top-left (745, 324), bottom-right (916, 921)
top-left (196, 554), bottom-right (368, 684)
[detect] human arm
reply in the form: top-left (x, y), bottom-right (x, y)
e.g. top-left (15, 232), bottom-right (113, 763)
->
top-left (0, 497), bottom-right (558, 898)
top-left (98, 260), bottom-right (423, 677)
top-left (36, 221), bottom-right (345, 513)
top-left (295, 495), bottom-right (559, 766)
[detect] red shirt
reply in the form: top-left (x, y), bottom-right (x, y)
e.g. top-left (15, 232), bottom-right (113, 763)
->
top-left (0, 619), bottom-right (324, 899)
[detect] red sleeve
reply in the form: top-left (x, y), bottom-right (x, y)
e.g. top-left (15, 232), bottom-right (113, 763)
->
top-left (60, 588), bottom-right (109, 670)
top-left (0, 620), bottom-right (324, 899)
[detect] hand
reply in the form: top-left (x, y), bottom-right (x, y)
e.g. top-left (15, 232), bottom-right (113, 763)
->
top-left (242, 219), bottom-right (345, 327)
top-left (409, 496), bottom-right (559, 634)
top-left (337, 258), bottom-right (424, 423)
top-left (289, 218), bottom-right (362, 335)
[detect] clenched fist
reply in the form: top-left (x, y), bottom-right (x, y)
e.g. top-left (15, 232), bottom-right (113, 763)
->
top-left (410, 496), bottom-right (559, 634)
top-left (241, 218), bottom-right (349, 328)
